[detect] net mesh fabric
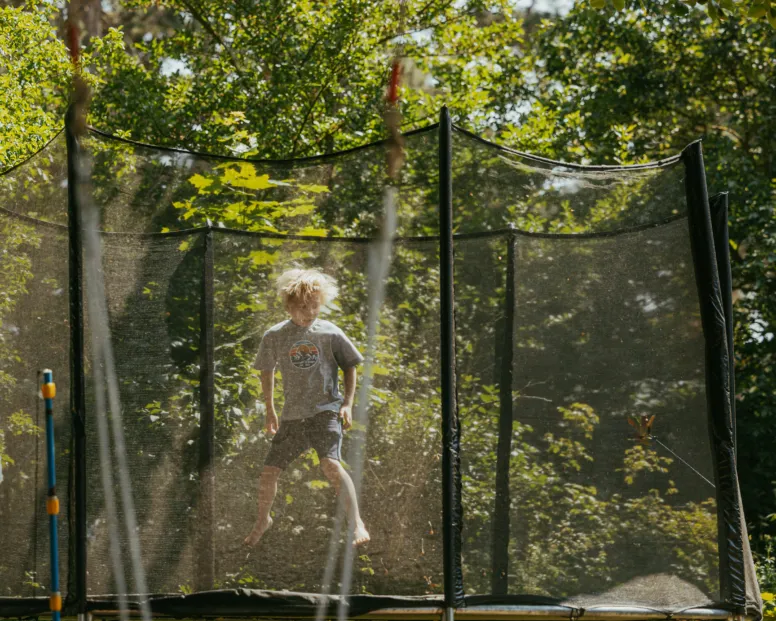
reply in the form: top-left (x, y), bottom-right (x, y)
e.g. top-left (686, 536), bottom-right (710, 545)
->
top-left (0, 134), bottom-right (71, 599)
top-left (84, 232), bottom-right (203, 596)
top-left (77, 127), bottom-right (444, 599)
top-left (0, 122), bottom-right (760, 617)
top-left (212, 236), bottom-right (442, 596)
top-left (458, 225), bottom-right (718, 609)
top-left (453, 132), bottom-right (719, 610)
top-left (80, 128), bottom-right (440, 237)
top-left (449, 130), bottom-right (685, 235)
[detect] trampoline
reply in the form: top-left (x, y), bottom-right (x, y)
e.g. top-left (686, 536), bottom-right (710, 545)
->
top-left (0, 107), bottom-right (762, 620)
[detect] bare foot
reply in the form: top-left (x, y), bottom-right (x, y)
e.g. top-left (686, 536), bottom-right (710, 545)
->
top-left (353, 521), bottom-right (370, 547)
top-left (243, 516), bottom-right (273, 547)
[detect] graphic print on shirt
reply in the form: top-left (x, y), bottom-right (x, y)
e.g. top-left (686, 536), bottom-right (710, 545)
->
top-left (289, 340), bottom-right (320, 369)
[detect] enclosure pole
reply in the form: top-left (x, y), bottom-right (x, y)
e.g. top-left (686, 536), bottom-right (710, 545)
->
top-left (65, 104), bottom-right (88, 616)
top-left (709, 194), bottom-right (737, 455)
top-left (196, 226), bottom-right (216, 591)
top-left (42, 370), bottom-right (62, 621)
top-left (492, 228), bottom-right (516, 595)
top-left (439, 106), bottom-right (462, 611)
top-left (683, 143), bottom-right (746, 613)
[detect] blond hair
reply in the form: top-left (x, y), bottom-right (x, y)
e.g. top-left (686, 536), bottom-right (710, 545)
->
top-left (276, 268), bottom-right (338, 306)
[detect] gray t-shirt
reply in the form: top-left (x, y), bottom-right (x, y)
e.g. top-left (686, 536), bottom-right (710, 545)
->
top-left (254, 319), bottom-right (364, 421)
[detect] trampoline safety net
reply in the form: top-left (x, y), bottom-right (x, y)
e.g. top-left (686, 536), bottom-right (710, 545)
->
top-left (0, 108), bottom-right (762, 620)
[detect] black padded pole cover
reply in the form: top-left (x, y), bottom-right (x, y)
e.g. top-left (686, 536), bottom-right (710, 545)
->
top-left (708, 194), bottom-right (762, 618)
top-left (438, 107), bottom-right (464, 607)
top-left (197, 227), bottom-right (216, 590)
top-left (708, 194), bottom-right (736, 454)
top-left (683, 143), bottom-right (745, 611)
top-left (64, 104), bottom-right (87, 615)
top-left (492, 231), bottom-right (516, 595)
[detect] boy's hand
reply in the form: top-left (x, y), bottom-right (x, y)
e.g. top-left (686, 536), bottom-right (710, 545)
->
top-left (339, 404), bottom-right (353, 430)
top-left (265, 410), bottom-right (279, 435)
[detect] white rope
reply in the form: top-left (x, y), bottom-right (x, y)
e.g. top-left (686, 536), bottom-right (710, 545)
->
top-left (315, 186), bottom-right (398, 621)
top-left (82, 163), bottom-right (130, 621)
top-left (80, 152), bottom-right (152, 621)
top-left (337, 186), bottom-right (399, 621)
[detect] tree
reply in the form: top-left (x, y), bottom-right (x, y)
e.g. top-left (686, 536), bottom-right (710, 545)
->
top-left (511, 0), bottom-right (776, 558)
top-left (0, 3), bottom-right (71, 167)
top-left (85, 0), bottom-right (526, 158)
top-left (1, 0), bottom-right (774, 602)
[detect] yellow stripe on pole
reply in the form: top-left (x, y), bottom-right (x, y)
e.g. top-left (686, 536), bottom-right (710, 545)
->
top-left (42, 382), bottom-right (56, 399)
top-left (47, 497), bottom-right (60, 515)
top-left (49, 593), bottom-right (62, 611)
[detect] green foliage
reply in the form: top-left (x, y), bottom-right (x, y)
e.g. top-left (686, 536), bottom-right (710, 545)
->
top-left (0, 0), bottom-right (773, 602)
top-left (0, 3), bottom-right (124, 168)
top-left (619, 444), bottom-right (673, 485)
top-left (516, 0), bottom-right (776, 562)
top-left (587, 0), bottom-right (776, 28)
top-left (462, 393), bottom-right (717, 596)
top-left (172, 161), bottom-right (329, 234)
top-left (84, 0), bottom-right (526, 157)
top-left (756, 535), bottom-right (776, 615)
top-left (6, 410), bottom-right (42, 437)
top-left (0, 215), bottom-right (42, 474)
top-left (0, 3), bottom-right (70, 168)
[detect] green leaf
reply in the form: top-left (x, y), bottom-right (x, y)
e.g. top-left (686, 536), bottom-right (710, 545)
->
top-left (223, 202), bottom-right (247, 221)
top-left (249, 250), bottom-right (276, 265)
top-left (189, 174), bottom-right (214, 193)
top-left (221, 164), bottom-right (275, 190)
top-left (744, 4), bottom-right (768, 17)
top-left (297, 227), bottom-right (328, 237)
top-left (296, 184), bottom-right (330, 194)
top-left (285, 204), bottom-right (316, 217)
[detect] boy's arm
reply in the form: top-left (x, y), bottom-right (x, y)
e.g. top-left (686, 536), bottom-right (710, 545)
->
top-left (340, 366), bottom-right (357, 430)
top-left (260, 370), bottom-right (278, 434)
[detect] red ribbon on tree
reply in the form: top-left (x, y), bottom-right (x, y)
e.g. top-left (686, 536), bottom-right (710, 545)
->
top-left (387, 59), bottom-right (402, 104)
top-left (384, 62), bottom-right (404, 179)
top-left (67, 21), bottom-right (80, 66)
top-left (66, 16), bottom-right (90, 136)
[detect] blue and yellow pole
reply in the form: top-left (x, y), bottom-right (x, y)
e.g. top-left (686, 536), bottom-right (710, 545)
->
top-left (41, 369), bottom-right (61, 621)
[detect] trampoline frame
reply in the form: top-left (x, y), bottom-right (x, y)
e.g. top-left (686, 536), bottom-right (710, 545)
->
top-left (0, 600), bottom-right (747, 621)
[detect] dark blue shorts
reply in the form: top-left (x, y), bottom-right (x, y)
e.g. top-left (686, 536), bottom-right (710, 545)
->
top-left (264, 411), bottom-right (342, 470)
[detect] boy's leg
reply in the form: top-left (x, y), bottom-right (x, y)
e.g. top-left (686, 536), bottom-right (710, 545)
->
top-left (320, 458), bottom-right (370, 546)
top-left (304, 412), bottom-right (370, 545)
top-left (244, 419), bottom-right (305, 547)
top-left (244, 465), bottom-right (281, 546)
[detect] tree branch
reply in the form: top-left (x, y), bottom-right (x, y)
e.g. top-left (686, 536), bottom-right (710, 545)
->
top-left (177, 0), bottom-right (245, 79)
top-left (374, 0), bottom-right (465, 47)
top-left (289, 30), bottom-right (361, 156)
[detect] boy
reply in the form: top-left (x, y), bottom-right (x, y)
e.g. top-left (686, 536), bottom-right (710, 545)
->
top-left (244, 268), bottom-right (370, 547)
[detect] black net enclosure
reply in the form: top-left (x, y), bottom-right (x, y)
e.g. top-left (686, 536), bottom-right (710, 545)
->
top-left (0, 107), bottom-right (762, 621)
